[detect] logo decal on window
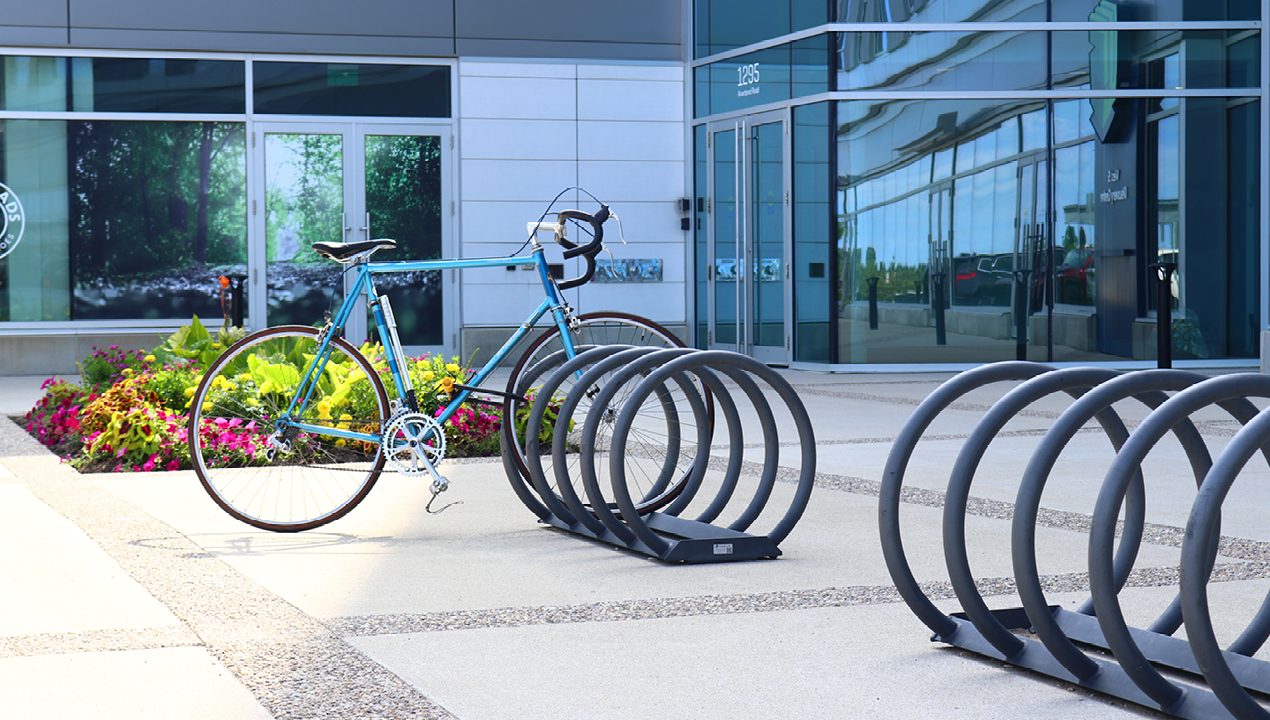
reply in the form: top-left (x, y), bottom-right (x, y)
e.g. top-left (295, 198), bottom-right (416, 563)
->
top-left (0, 182), bottom-right (26, 261)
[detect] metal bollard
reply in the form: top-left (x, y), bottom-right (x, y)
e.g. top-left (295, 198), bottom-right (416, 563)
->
top-left (867, 276), bottom-right (880, 330)
top-left (226, 273), bottom-right (248, 328)
top-left (1151, 261), bottom-right (1177, 368)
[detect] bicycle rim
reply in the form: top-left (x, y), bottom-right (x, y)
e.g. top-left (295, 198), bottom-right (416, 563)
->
top-left (189, 325), bottom-right (389, 532)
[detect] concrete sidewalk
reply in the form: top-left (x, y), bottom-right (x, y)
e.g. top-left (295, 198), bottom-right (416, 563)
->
top-left (2, 368), bottom-right (1268, 719)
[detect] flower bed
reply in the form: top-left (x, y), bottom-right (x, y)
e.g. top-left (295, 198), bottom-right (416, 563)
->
top-left (22, 316), bottom-right (515, 472)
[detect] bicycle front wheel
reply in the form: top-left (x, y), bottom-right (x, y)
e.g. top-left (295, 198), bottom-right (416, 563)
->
top-left (189, 325), bottom-right (390, 532)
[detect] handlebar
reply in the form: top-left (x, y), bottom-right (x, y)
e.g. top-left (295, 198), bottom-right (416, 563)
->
top-left (554, 204), bottom-right (609, 290)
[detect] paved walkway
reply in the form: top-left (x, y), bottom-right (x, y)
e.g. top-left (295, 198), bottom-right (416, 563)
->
top-left (2, 368), bottom-right (1268, 719)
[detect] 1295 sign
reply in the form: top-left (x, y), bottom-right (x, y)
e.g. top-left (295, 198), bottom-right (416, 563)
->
top-left (0, 182), bottom-right (25, 261)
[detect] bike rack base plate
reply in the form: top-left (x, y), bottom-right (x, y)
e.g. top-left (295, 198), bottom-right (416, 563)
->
top-left (541, 511), bottom-right (781, 564)
top-left (938, 608), bottom-right (1245, 720)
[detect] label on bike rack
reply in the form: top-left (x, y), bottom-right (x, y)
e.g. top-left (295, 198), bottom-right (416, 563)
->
top-left (713, 543), bottom-right (734, 556)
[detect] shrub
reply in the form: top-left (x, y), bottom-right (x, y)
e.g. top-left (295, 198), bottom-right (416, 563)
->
top-left (439, 404), bottom-right (502, 458)
top-left (24, 378), bottom-right (91, 453)
top-left (76, 406), bottom-right (189, 473)
top-left (80, 345), bottom-right (151, 393)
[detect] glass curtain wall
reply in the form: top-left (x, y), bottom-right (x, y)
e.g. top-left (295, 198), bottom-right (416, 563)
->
top-left (693, 0), bottom-right (1264, 365)
top-left (0, 57), bottom-right (248, 324)
top-left (0, 55), bottom-right (451, 330)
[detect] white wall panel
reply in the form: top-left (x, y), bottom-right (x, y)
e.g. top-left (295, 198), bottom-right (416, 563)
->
top-left (460, 76), bottom-right (577, 120)
top-left (576, 80), bottom-right (683, 122)
top-left (578, 121), bottom-right (683, 162)
top-left (459, 61), bottom-right (577, 79)
top-left (458, 59), bottom-right (686, 333)
top-left (461, 159), bottom-right (577, 202)
top-left (577, 160), bottom-right (683, 202)
top-left (461, 119), bottom-right (577, 160)
top-left (462, 202), bottom-right (573, 244)
top-left (576, 64), bottom-right (683, 82)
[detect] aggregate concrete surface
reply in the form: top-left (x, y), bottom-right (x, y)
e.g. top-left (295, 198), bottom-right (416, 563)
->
top-left (3, 368), bottom-right (1269, 719)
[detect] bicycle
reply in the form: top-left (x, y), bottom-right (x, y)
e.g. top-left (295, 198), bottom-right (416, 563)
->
top-left (189, 193), bottom-right (703, 532)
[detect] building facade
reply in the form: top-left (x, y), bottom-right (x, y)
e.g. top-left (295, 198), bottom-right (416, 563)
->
top-left (693, 0), bottom-right (1267, 369)
top-left (0, 1), bottom-right (1266, 372)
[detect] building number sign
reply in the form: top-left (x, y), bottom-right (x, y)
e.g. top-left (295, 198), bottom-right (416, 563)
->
top-left (737, 62), bottom-right (760, 98)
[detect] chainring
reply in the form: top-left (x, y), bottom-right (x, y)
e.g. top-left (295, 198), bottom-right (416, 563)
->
top-left (382, 412), bottom-right (446, 477)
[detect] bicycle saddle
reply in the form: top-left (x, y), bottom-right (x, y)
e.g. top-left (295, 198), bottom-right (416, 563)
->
top-left (311, 238), bottom-right (398, 262)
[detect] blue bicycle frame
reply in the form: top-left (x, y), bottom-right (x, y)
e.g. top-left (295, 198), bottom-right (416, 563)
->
top-left (280, 242), bottom-right (577, 445)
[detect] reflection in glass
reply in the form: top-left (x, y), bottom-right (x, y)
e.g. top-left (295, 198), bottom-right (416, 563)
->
top-left (834, 96), bottom-right (1259, 364)
top-left (364, 134), bottom-right (443, 347)
top-left (264, 133), bottom-right (344, 328)
top-left (254, 63), bottom-right (450, 118)
top-left (1053, 31), bottom-right (1260, 90)
top-left (838, 31), bottom-right (1047, 92)
top-left (793, 103), bottom-right (832, 362)
top-left (838, 0), bottom-right (1045, 22)
top-left (70, 121), bottom-right (247, 320)
top-left (751, 121), bottom-right (785, 350)
top-left (73, 57), bottom-right (246, 113)
top-left (694, 125), bottom-right (709, 349)
top-left (1054, 142), bottom-right (1096, 308)
top-left (695, 0), bottom-right (827, 58)
top-left (0, 119), bottom-right (69, 321)
top-left (1, 120), bottom-right (248, 322)
top-left (1052, 0), bottom-right (1259, 21)
top-left (2, 57), bottom-right (68, 111)
top-left (712, 128), bottom-right (738, 347)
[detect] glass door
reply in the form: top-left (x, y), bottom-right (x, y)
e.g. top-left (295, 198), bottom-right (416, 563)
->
top-left (250, 122), bottom-right (452, 354)
top-left (253, 123), bottom-right (349, 331)
top-left (707, 111), bottom-right (790, 363)
top-left (355, 125), bottom-right (451, 353)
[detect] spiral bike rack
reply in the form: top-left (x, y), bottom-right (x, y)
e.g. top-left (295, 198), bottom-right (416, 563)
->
top-left (502, 345), bottom-right (816, 563)
top-left (881, 361), bottom-right (1270, 719)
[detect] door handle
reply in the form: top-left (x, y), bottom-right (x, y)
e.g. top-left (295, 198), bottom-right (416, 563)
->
top-left (361, 212), bottom-right (370, 238)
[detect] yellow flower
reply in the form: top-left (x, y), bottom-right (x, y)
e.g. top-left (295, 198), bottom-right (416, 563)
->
top-left (211, 342), bottom-right (222, 350)
top-left (201, 402), bottom-right (212, 412)
top-left (121, 368), bottom-right (133, 376)
top-left (316, 400), bottom-right (332, 420)
top-left (143, 354), bottom-right (156, 363)
top-left (445, 362), bottom-right (460, 374)
top-left (237, 373), bottom-right (252, 382)
top-left (184, 387), bottom-right (195, 397)
top-left (335, 439), bottom-right (347, 448)
top-left (337, 413), bottom-right (352, 430)
top-left (422, 370), bottom-right (435, 382)
top-left (437, 376), bottom-right (455, 394)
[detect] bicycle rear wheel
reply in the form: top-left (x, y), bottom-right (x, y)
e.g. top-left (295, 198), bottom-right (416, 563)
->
top-left (189, 325), bottom-right (390, 532)
top-left (501, 312), bottom-right (709, 516)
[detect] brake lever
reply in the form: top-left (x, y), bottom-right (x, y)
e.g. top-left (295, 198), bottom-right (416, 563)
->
top-left (611, 211), bottom-right (627, 246)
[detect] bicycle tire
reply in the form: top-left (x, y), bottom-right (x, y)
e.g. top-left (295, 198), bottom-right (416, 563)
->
top-left (501, 311), bottom-right (708, 515)
top-left (189, 325), bottom-right (390, 532)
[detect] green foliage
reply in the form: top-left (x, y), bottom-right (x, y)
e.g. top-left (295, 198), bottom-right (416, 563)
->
top-left (70, 121), bottom-right (246, 277)
top-left (80, 345), bottom-right (150, 394)
top-left (153, 315), bottom-right (246, 372)
top-left (144, 364), bottom-right (199, 413)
